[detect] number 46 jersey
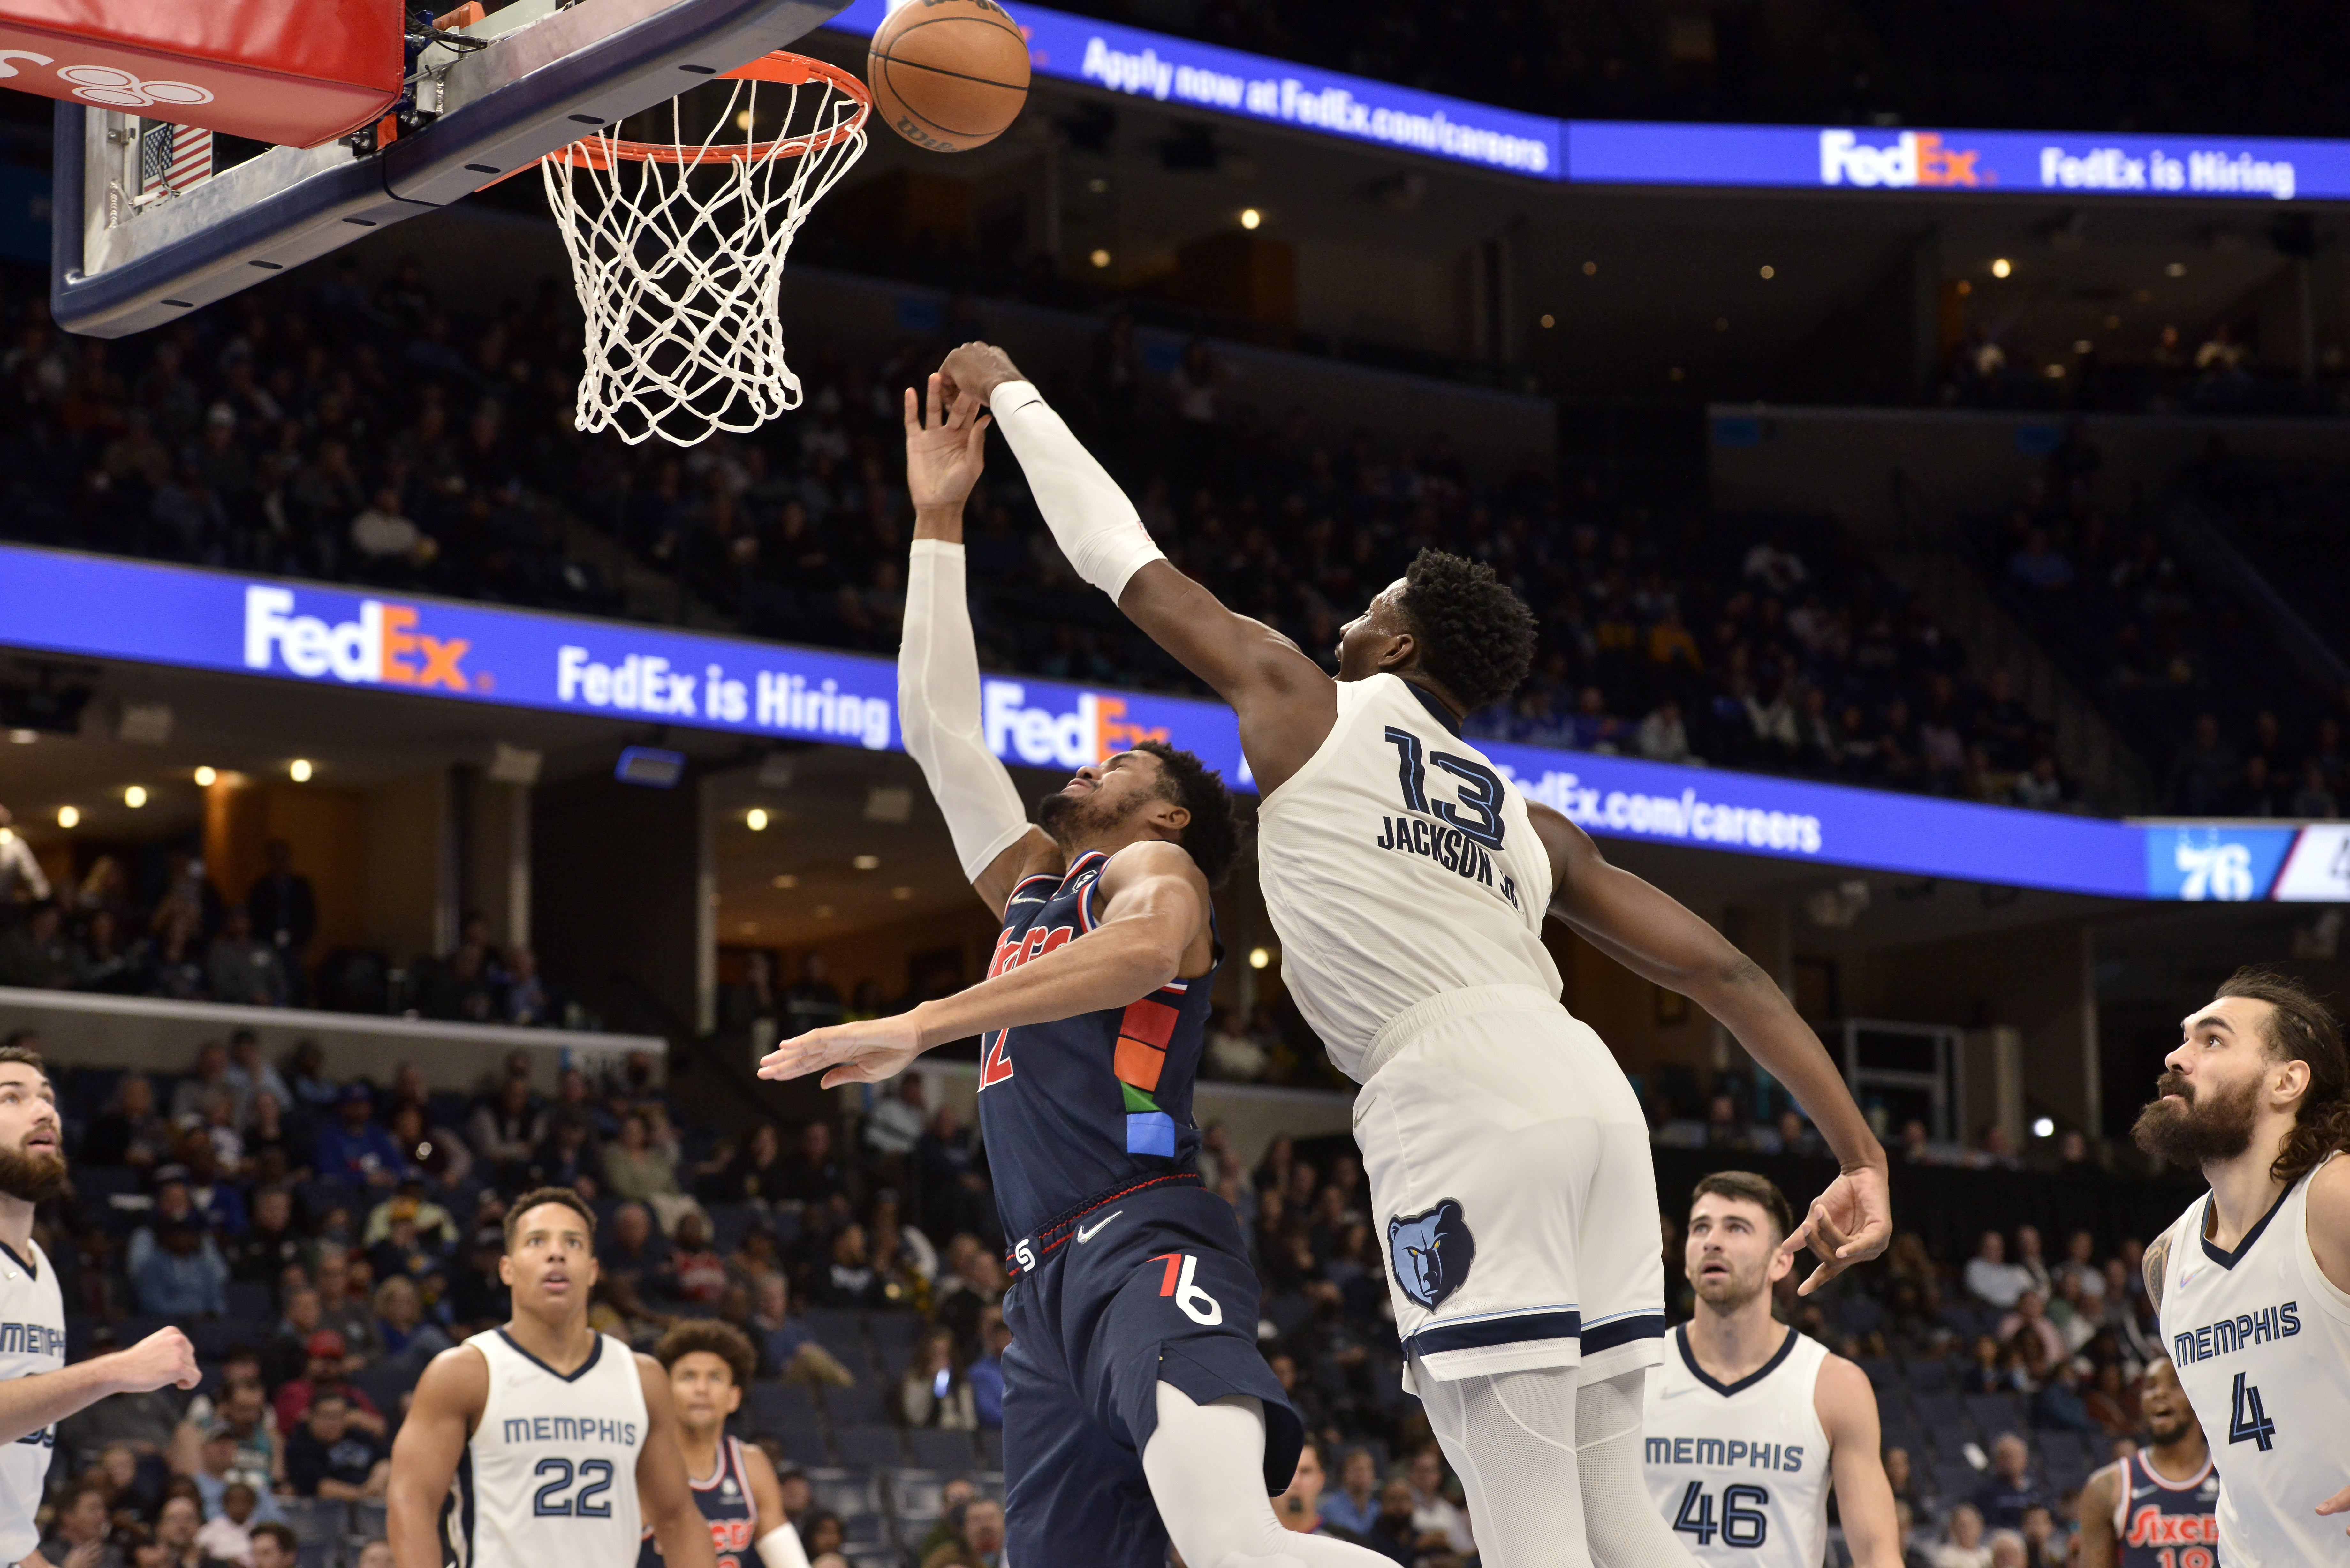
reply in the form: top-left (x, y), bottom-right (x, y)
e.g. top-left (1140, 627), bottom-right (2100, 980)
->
top-left (1258, 673), bottom-right (1561, 1082)
top-left (1642, 1326), bottom-right (1833, 1568)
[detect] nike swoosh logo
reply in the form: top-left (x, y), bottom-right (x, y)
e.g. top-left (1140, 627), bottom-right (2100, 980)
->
top-left (1076, 1211), bottom-right (1123, 1244)
top-left (2133, 1487), bottom-right (2158, 1498)
top-left (1660, 1385), bottom-right (1699, 1399)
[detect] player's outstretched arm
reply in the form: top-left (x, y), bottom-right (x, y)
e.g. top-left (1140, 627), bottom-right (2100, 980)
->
top-left (898, 374), bottom-right (1061, 917)
top-left (938, 342), bottom-right (1338, 795)
top-left (1529, 799), bottom-right (1890, 1292)
top-left (2073, 1463), bottom-right (2123, 1568)
top-left (760, 839), bottom-right (1209, 1088)
top-left (1816, 1355), bottom-right (1902, 1568)
top-left (736, 1441), bottom-right (811, 1568)
top-left (0, 1325), bottom-right (195, 1447)
top-left (386, 1345), bottom-right (485, 1568)
top-left (636, 1356), bottom-right (722, 1568)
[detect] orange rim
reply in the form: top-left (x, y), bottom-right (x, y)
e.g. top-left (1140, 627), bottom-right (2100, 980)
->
top-left (546, 51), bottom-right (871, 169)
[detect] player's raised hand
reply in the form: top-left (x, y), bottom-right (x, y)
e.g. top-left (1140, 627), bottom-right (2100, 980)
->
top-left (759, 1014), bottom-right (926, 1089)
top-left (1780, 1161), bottom-right (1892, 1296)
top-left (109, 1325), bottom-right (199, 1391)
top-left (938, 341), bottom-right (1025, 407)
top-left (904, 372), bottom-right (991, 516)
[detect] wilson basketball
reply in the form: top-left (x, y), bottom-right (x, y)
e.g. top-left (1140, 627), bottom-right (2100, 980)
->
top-left (868, 0), bottom-right (1031, 152)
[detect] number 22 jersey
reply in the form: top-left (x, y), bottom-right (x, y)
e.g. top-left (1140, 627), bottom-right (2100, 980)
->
top-left (1257, 672), bottom-right (1560, 1083)
top-left (446, 1329), bottom-right (647, 1568)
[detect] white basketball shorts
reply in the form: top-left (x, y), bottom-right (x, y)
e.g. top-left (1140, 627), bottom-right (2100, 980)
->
top-left (1352, 983), bottom-right (1666, 1391)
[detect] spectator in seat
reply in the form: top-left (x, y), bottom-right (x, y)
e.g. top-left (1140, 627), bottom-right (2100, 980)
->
top-left (205, 908), bottom-right (288, 1008)
top-left (781, 953), bottom-right (842, 1037)
top-left (247, 1524), bottom-right (297, 1568)
top-left (711, 1122), bottom-right (786, 1205)
top-left (192, 1480), bottom-right (262, 1565)
top-left (528, 1110), bottom-right (600, 1193)
top-left (287, 1042), bottom-right (340, 1114)
top-left (811, 1224), bottom-right (886, 1309)
top-left (1403, 1448), bottom-right (1473, 1557)
top-left (169, 1042), bottom-right (239, 1126)
top-left (244, 842), bottom-right (315, 994)
top-left (917, 1497), bottom-right (1003, 1568)
top-left (2165, 714), bottom-right (2238, 816)
top-left (467, 1076), bottom-right (545, 1188)
top-left (127, 1211), bottom-right (226, 1318)
top-left (312, 1084), bottom-right (406, 1189)
top-left (37, 1485), bottom-right (121, 1568)
top-left (1275, 1438), bottom-right (1347, 1539)
top-left (896, 1326), bottom-right (975, 1429)
top-left (260, 1289), bottom-right (327, 1392)
top-left (1997, 1290), bottom-right (2065, 1369)
top-left (911, 1482), bottom-right (981, 1564)
top-left (775, 1120), bottom-right (849, 1206)
top-left (1972, 1433), bottom-right (2046, 1530)
top-left (2006, 529), bottom-right (2075, 593)
top-left (82, 1072), bottom-right (168, 1168)
top-left (600, 1111), bottom-right (682, 1204)
top-left (1364, 1478), bottom-right (1422, 1564)
top-left (1932, 1504), bottom-right (1992, 1568)
top-left (0, 905), bottom-right (74, 990)
top-left (0, 803), bottom-right (51, 903)
top-left (748, 1274), bottom-right (849, 1386)
top-left (154, 1495), bottom-right (203, 1568)
top-left (915, 1105), bottom-right (989, 1241)
top-left (2030, 1357), bottom-right (2096, 1432)
top-left (595, 1202), bottom-right (673, 1323)
top-left (966, 1306), bottom-right (1008, 1431)
top-left (2081, 1362), bottom-right (2140, 1435)
top-left (667, 1210), bottom-right (726, 1306)
top-left (312, 1248), bottom-right (379, 1362)
top-left (1964, 1230), bottom-right (2032, 1308)
top-left (191, 1420), bottom-right (283, 1524)
top-left (228, 1186), bottom-right (306, 1285)
top-left (444, 1225), bottom-right (511, 1331)
top-left (1634, 698), bottom-right (1698, 764)
top-left (371, 1275), bottom-right (451, 1366)
top-left (284, 1392), bottom-right (387, 1499)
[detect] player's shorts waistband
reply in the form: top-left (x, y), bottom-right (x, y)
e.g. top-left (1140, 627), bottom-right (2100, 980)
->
top-left (1358, 983), bottom-right (1566, 1091)
top-left (1004, 1170), bottom-right (1203, 1277)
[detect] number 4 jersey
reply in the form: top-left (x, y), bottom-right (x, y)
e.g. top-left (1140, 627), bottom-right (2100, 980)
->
top-left (2154, 1149), bottom-right (2350, 1566)
top-left (447, 1329), bottom-right (648, 1568)
top-left (1642, 1325), bottom-right (1833, 1568)
top-left (1258, 672), bottom-right (1560, 1082)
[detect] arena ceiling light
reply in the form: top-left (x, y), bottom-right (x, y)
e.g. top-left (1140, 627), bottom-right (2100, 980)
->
top-left (56, 806), bottom-right (78, 828)
top-left (288, 758), bottom-right (314, 782)
top-left (746, 808), bottom-right (771, 831)
top-left (193, 766), bottom-right (217, 787)
top-left (123, 786), bottom-right (147, 809)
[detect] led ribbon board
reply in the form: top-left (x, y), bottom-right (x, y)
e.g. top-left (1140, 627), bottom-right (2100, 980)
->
top-left (15, 541), bottom-right (2342, 901)
top-left (826, 0), bottom-right (2347, 201)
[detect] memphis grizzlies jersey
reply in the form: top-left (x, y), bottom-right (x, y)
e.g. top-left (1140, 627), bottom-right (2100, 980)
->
top-left (1642, 1326), bottom-right (1832, 1568)
top-left (447, 1329), bottom-right (647, 1568)
top-left (1257, 673), bottom-right (1560, 1081)
top-left (2108, 1449), bottom-right (2220, 1568)
top-left (0, 1239), bottom-right (64, 1564)
top-left (2156, 1149), bottom-right (2350, 1566)
top-left (638, 1436), bottom-right (758, 1568)
top-left (977, 847), bottom-right (1219, 1241)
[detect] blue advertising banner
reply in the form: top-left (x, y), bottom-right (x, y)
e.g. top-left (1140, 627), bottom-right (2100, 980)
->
top-left (829, 0), bottom-right (2350, 203)
top-left (0, 542), bottom-right (2166, 900)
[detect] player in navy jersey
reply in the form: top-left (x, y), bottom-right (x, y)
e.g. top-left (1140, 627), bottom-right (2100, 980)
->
top-left (639, 1323), bottom-right (802, 1568)
top-left (761, 381), bottom-right (1395, 1568)
top-left (2074, 1358), bottom-right (2218, 1568)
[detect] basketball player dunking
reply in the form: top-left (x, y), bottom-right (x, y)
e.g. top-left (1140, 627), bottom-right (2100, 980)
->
top-left (913, 340), bottom-right (1888, 1568)
top-left (2134, 969), bottom-right (2350, 1565)
top-left (2073, 1358), bottom-right (2218, 1568)
top-left (1641, 1174), bottom-right (1900, 1568)
top-left (0, 1044), bottom-right (198, 1568)
top-left (761, 381), bottom-right (1395, 1568)
top-left (386, 1191), bottom-right (719, 1568)
top-left (639, 1323), bottom-right (804, 1568)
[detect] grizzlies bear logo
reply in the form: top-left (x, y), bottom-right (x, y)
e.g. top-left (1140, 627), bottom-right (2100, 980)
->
top-left (1387, 1199), bottom-right (1475, 1311)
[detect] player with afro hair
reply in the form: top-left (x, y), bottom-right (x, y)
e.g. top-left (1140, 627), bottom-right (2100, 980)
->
top-left (1393, 548), bottom-right (1539, 716)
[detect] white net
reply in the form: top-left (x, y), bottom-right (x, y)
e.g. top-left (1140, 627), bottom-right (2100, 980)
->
top-left (541, 57), bottom-right (869, 447)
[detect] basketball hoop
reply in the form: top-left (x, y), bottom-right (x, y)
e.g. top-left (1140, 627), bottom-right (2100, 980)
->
top-left (541, 52), bottom-right (870, 447)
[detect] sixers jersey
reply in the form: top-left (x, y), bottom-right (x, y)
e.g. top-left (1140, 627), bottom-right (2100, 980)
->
top-left (978, 847), bottom-right (1219, 1241)
top-left (638, 1436), bottom-right (758, 1568)
top-left (2110, 1449), bottom-right (2220, 1568)
top-left (1642, 1326), bottom-right (1832, 1568)
top-left (1257, 673), bottom-right (1561, 1082)
top-left (2156, 1149), bottom-right (2350, 1566)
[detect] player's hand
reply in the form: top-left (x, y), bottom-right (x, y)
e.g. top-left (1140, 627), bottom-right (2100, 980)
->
top-left (1781, 1161), bottom-right (1891, 1296)
top-left (904, 373), bottom-right (991, 515)
top-left (759, 1013), bottom-right (927, 1089)
top-left (2317, 1480), bottom-right (2350, 1534)
top-left (939, 341), bottom-right (1025, 407)
top-left (108, 1325), bottom-right (199, 1392)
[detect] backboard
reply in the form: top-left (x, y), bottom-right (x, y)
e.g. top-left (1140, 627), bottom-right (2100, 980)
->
top-left (49, 0), bottom-right (852, 338)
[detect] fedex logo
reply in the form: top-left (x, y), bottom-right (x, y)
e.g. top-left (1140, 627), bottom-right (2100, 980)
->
top-left (1819, 129), bottom-right (1982, 189)
top-left (243, 586), bottom-right (470, 690)
top-left (983, 680), bottom-right (1170, 770)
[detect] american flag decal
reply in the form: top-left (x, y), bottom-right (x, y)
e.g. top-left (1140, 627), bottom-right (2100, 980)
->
top-left (165, 124), bottom-right (211, 190)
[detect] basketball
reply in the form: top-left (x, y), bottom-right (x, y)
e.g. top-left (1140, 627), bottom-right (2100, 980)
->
top-left (867, 0), bottom-right (1031, 152)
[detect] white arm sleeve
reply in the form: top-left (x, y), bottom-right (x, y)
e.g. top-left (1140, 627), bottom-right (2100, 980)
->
top-left (900, 538), bottom-right (1035, 883)
top-left (988, 380), bottom-right (1167, 599)
top-left (753, 1527), bottom-right (810, 1568)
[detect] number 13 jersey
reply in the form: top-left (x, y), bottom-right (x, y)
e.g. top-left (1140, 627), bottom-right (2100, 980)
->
top-left (1258, 673), bottom-right (1561, 1082)
top-left (448, 1329), bottom-right (648, 1568)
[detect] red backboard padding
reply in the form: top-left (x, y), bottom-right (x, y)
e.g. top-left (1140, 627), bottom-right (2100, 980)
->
top-left (0, 0), bottom-right (403, 148)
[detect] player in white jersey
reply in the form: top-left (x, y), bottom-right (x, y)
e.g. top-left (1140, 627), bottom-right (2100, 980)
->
top-left (2132, 969), bottom-right (2350, 1566)
top-left (386, 1190), bottom-right (719, 1568)
top-left (1642, 1174), bottom-right (1899, 1568)
top-left (932, 340), bottom-right (1891, 1568)
top-left (0, 1044), bottom-right (198, 1568)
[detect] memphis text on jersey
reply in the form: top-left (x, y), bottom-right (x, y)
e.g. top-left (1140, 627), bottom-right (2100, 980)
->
top-left (2171, 1300), bottom-right (2298, 1366)
top-left (502, 1416), bottom-right (641, 1446)
top-left (1645, 1436), bottom-right (1807, 1474)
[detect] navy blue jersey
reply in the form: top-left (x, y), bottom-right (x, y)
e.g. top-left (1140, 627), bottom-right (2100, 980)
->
top-left (2110, 1449), bottom-right (2219, 1568)
top-left (638, 1436), bottom-right (758, 1568)
top-left (977, 848), bottom-right (1218, 1243)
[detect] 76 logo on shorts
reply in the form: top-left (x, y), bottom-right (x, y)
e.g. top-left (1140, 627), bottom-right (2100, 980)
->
top-left (1149, 1252), bottom-right (1222, 1326)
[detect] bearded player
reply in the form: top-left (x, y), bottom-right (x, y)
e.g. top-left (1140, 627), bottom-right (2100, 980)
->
top-left (2135, 969), bottom-right (2350, 1565)
top-left (760, 381), bottom-right (1394, 1568)
top-left (640, 1323), bottom-right (806, 1568)
top-left (0, 1044), bottom-right (199, 1568)
top-left (921, 339), bottom-right (1889, 1568)
top-left (2073, 1358), bottom-right (2218, 1568)
top-left (1642, 1174), bottom-right (1900, 1568)
top-left (387, 1190), bottom-right (718, 1568)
